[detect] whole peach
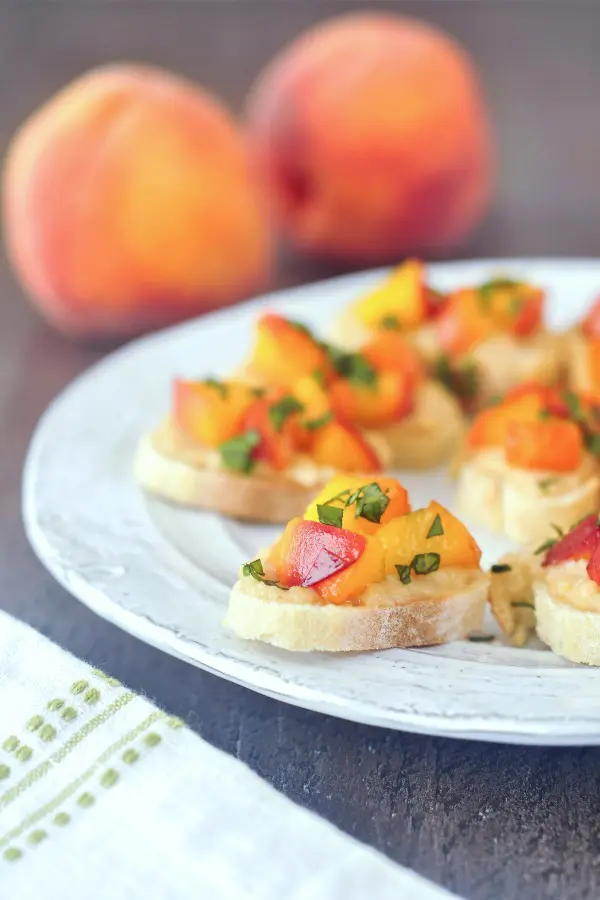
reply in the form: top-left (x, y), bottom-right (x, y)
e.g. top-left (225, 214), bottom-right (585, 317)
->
top-left (3, 64), bottom-right (272, 338)
top-left (246, 13), bottom-right (494, 263)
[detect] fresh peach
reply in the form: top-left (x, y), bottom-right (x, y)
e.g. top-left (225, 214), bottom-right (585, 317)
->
top-left (248, 314), bottom-right (328, 386)
top-left (246, 13), bottom-right (493, 262)
top-left (329, 370), bottom-right (414, 428)
top-left (304, 474), bottom-right (411, 535)
top-left (3, 64), bottom-right (272, 339)
top-left (310, 419), bottom-right (381, 472)
top-left (173, 379), bottom-right (255, 447)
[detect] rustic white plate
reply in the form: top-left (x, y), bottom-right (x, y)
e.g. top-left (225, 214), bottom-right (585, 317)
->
top-left (23, 259), bottom-right (600, 745)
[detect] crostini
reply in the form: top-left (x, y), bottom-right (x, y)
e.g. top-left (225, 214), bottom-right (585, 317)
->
top-left (490, 515), bottom-right (600, 665)
top-left (455, 384), bottom-right (600, 542)
top-left (564, 296), bottom-right (600, 399)
top-left (226, 474), bottom-right (489, 651)
top-left (243, 313), bottom-right (465, 470)
top-left (134, 379), bottom-right (386, 523)
top-left (333, 261), bottom-right (561, 410)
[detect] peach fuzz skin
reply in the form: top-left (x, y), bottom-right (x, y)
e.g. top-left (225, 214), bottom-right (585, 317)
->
top-left (246, 13), bottom-right (494, 263)
top-left (3, 64), bottom-right (272, 339)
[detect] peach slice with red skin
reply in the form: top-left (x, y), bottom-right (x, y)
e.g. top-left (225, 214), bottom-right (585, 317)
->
top-left (467, 392), bottom-right (544, 449)
top-left (361, 331), bottom-right (424, 383)
top-left (543, 515), bottom-right (600, 568)
top-left (242, 393), bottom-right (303, 471)
top-left (378, 500), bottom-right (481, 575)
top-left (173, 379), bottom-right (255, 447)
top-left (329, 370), bottom-right (414, 428)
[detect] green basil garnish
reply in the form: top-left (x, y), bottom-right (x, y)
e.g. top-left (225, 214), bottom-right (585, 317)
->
top-left (316, 504), bottom-right (344, 529)
top-left (426, 514), bottom-right (444, 539)
top-left (242, 558), bottom-right (290, 591)
top-left (219, 430), bottom-right (260, 474)
top-left (268, 396), bottom-right (304, 432)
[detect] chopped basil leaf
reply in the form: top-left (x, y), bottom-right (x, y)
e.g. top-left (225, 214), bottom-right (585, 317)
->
top-left (268, 395), bottom-right (304, 432)
top-left (586, 433), bottom-right (600, 456)
top-left (323, 488), bottom-right (353, 506)
top-left (478, 277), bottom-right (520, 301)
top-left (242, 558), bottom-right (290, 591)
top-left (325, 345), bottom-right (377, 388)
top-left (219, 429), bottom-right (260, 474)
top-left (538, 476), bottom-right (559, 490)
top-left (511, 601), bottom-right (535, 609)
top-left (426, 514), bottom-right (444, 539)
top-left (538, 408), bottom-right (552, 421)
top-left (203, 378), bottom-right (228, 398)
top-left (434, 355), bottom-right (478, 404)
top-left (352, 482), bottom-right (390, 523)
top-left (491, 563), bottom-right (512, 574)
top-left (312, 368), bottom-right (326, 388)
top-left (288, 319), bottom-right (314, 339)
top-left (534, 537), bottom-right (558, 555)
top-left (467, 632), bottom-right (495, 643)
top-left (411, 552), bottom-right (441, 576)
top-left (316, 503), bottom-right (344, 528)
top-left (563, 390), bottom-right (583, 421)
top-left (305, 411), bottom-right (333, 431)
top-left (380, 315), bottom-right (401, 330)
top-left (395, 564), bottom-right (412, 585)
top-left (251, 387), bottom-right (267, 399)
top-left (550, 523), bottom-right (564, 538)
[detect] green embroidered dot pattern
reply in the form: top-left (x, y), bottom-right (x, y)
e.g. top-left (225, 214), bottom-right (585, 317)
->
top-left (0, 764), bottom-right (10, 781)
top-left (84, 688), bottom-right (101, 705)
top-left (39, 725), bottom-right (57, 743)
top-left (27, 829), bottom-right (47, 846)
top-left (26, 715), bottom-right (44, 733)
top-left (167, 717), bottom-right (185, 730)
top-left (61, 707), bottom-right (77, 722)
top-left (3, 848), bottom-right (22, 862)
top-left (53, 812), bottom-right (70, 827)
top-left (101, 768), bottom-right (119, 788)
top-left (92, 669), bottom-right (121, 688)
top-left (143, 732), bottom-right (162, 748)
top-left (77, 792), bottom-right (95, 809)
top-left (3, 736), bottom-right (19, 752)
top-left (122, 749), bottom-right (139, 765)
top-left (71, 680), bottom-right (89, 695)
top-left (15, 746), bottom-right (32, 762)
top-left (47, 699), bottom-right (64, 712)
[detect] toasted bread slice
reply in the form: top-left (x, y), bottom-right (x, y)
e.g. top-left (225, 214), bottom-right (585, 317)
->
top-left (456, 448), bottom-right (600, 543)
top-left (534, 579), bottom-right (600, 665)
top-left (134, 420), bottom-right (323, 522)
top-left (226, 569), bottom-right (488, 652)
top-left (376, 381), bottom-right (464, 469)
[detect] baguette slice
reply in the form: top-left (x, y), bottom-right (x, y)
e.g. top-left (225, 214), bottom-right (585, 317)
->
top-left (456, 448), bottom-right (600, 543)
top-left (226, 570), bottom-right (489, 652)
top-left (133, 421), bottom-right (327, 523)
top-left (534, 579), bottom-right (600, 665)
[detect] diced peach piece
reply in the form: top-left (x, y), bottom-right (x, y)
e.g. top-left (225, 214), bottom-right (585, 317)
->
top-left (378, 500), bottom-right (481, 575)
top-left (467, 393), bottom-right (544, 448)
top-left (248, 314), bottom-right (328, 386)
top-left (361, 331), bottom-right (424, 385)
top-left (485, 283), bottom-right (544, 337)
top-left (352, 260), bottom-right (426, 330)
top-left (303, 474), bottom-right (411, 536)
top-left (505, 419), bottom-right (583, 472)
top-left (310, 419), bottom-right (381, 472)
top-left (329, 370), bottom-right (414, 428)
top-left (435, 288), bottom-right (497, 357)
top-left (173, 378), bottom-right (255, 447)
top-left (269, 519), bottom-right (367, 590)
top-left (242, 394), bottom-right (301, 470)
top-left (582, 298), bottom-right (600, 340)
top-left (315, 534), bottom-right (386, 604)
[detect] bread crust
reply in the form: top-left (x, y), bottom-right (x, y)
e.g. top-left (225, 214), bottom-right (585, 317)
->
top-left (535, 580), bottom-right (600, 665)
top-left (225, 573), bottom-right (488, 652)
top-left (134, 433), bottom-right (319, 523)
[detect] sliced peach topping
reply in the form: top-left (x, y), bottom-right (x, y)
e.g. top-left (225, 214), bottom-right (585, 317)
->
top-left (361, 331), bottom-right (423, 384)
top-left (310, 418), bottom-right (381, 472)
top-left (303, 475), bottom-right (411, 536)
top-left (173, 378), bottom-right (256, 448)
top-left (352, 259), bottom-right (427, 331)
top-left (467, 392), bottom-right (544, 448)
top-left (329, 369), bottom-right (414, 428)
top-left (435, 288), bottom-right (497, 357)
top-left (505, 419), bottom-right (583, 472)
top-left (248, 314), bottom-right (328, 387)
top-left (242, 392), bottom-right (303, 471)
top-left (378, 500), bottom-right (482, 576)
top-left (316, 535), bottom-right (385, 604)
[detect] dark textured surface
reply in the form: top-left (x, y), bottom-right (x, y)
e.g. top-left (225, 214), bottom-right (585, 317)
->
top-left (2, 4), bottom-right (600, 899)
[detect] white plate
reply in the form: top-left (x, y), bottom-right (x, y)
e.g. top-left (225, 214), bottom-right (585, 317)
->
top-left (23, 258), bottom-right (600, 745)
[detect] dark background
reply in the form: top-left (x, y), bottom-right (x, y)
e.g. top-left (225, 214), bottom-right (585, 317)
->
top-left (2, 4), bottom-right (600, 899)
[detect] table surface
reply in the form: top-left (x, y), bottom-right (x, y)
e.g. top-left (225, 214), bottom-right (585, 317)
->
top-left (2, 4), bottom-right (600, 899)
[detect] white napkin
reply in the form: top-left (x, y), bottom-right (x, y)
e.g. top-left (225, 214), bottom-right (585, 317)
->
top-left (0, 610), bottom-right (457, 899)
